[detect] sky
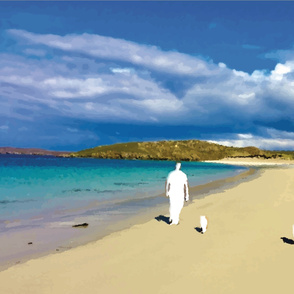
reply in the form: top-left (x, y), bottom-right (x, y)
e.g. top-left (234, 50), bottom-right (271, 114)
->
top-left (1, 1), bottom-right (294, 151)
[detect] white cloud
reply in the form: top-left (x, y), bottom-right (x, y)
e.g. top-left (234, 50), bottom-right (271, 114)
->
top-left (238, 93), bottom-right (255, 100)
top-left (218, 62), bottom-right (226, 68)
top-left (8, 29), bottom-right (218, 77)
top-left (23, 48), bottom-right (47, 57)
top-left (110, 68), bottom-right (132, 74)
top-left (1, 29), bottom-right (294, 147)
top-left (118, 97), bottom-right (184, 114)
top-left (42, 77), bottom-right (109, 98)
top-left (266, 128), bottom-right (294, 139)
top-left (85, 102), bottom-right (94, 110)
top-left (238, 134), bottom-right (253, 139)
top-left (264, 46), bottom-right (294, 62)
top-left (209, 130), bottom-right (294, 151)
top-left (0, 125), bottom-right (9, 130)
top-left (270, 62), bottom-right (292, 81)
top-left (210, 137), bottom-right (294, 150)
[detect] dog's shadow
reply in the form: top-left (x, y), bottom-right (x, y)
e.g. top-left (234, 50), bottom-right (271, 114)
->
top-left (155, 215), bottom-right (170, 225)
top-left (281, 237), bottom-right (294, 245)
top-left (195, 227), bottom-right (203, 234)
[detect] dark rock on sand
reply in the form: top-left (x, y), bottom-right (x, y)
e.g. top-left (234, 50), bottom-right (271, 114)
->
top-left (72, 223), bottom-right (89, 228)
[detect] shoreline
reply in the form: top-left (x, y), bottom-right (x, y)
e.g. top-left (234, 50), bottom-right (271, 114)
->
top-left (1, 161), bottom-right (294, 292)
top-left (0, 165), bottom-right (254, 272)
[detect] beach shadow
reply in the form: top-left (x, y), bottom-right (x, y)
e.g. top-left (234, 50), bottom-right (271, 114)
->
top-left (281, 237), bottom-right (294, 245)
top-left (195, 227), bottom-right (202, 233)
top-left (155, 215), bottom-right (170, 225)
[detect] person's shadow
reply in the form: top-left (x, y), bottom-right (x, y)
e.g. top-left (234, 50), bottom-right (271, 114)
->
top-left (280, 237), bottom-right (294, 245)
top-left (195, 227), bottom-right (203, 233)
top-left (155, 215), bottom-right (170, 225)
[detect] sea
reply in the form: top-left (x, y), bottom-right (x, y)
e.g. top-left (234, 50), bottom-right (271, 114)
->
top-left (0, 154), bottom-right (247, 267)
top-left (0, 154), bottom-right (248, 229)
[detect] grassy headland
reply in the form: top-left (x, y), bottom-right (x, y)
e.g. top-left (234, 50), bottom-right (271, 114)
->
top-left (70, 140), bottom-right (294, 161)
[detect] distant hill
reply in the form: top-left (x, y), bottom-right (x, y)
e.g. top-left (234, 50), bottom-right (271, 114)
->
top-left (71, 140), bottom-right (294, 161)
top-left (0, 147), bottom-right (71, 157)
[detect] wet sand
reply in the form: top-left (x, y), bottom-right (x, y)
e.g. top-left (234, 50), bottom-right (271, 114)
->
top-left (0, 160), bottom-right (293, 293)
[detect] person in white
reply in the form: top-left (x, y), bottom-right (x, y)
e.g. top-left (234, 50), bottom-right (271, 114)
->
top-left (165, 162), bottom-right (189, 225)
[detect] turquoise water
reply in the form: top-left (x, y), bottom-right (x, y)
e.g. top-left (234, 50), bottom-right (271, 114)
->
top-left (0, 155), bottom-right (246, 231)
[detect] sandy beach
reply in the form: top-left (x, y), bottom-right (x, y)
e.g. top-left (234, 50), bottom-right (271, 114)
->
top-left (206, 157), bottom-right (294, 166)
top-left (0, 159), bottom-right (294, 293)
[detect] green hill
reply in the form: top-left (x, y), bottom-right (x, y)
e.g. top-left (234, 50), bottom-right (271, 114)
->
top-left (70, 140), bottom-right (294, 161)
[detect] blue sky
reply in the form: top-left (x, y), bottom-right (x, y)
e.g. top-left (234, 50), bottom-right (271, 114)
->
top-left (1, 1), bottom-right (294, 151)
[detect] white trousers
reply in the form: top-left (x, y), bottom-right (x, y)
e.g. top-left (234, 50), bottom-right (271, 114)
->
top-left (169, 195), bottom-right (184, 224)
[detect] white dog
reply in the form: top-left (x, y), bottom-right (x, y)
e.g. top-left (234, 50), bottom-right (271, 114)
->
top-left (200, 216), bottom-right (208, 234)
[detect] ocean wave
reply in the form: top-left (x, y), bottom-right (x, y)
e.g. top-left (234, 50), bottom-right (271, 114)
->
top-left (113, 182), bottom-right (148, 187)
top-left (62, 188), bottom-right (121, 194)
top-left (0, 199), bottom-right (35, 205)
